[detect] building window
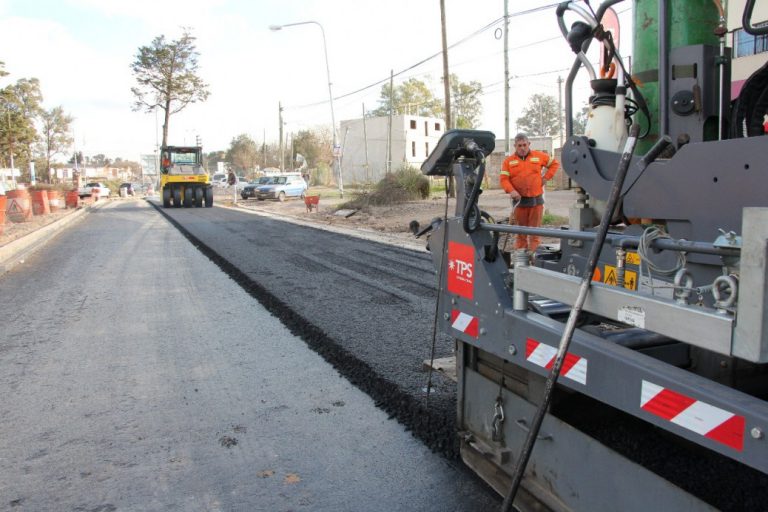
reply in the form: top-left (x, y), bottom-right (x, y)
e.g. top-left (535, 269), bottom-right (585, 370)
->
top-left (412, 141), bottom-right (416, 157)
top-left (410, 119), bottom-right (417, 129)
top-left (424, 121), bottom-right (429, 136)
top-left (733, 25), bottom-right (768, 58)
top-left (425, 142), bottom-right (429, 156)
top-left (434, 122), bottom-right (441, 131)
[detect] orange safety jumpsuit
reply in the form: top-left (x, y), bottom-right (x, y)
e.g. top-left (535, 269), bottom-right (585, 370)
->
top-left (500, 150), bottom-right (560, 252)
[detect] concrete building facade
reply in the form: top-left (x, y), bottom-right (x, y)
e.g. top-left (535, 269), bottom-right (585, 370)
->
top-left (728, 0), bottom-right (768, 98)
top-left (339, 115), bottom-right (444, 185)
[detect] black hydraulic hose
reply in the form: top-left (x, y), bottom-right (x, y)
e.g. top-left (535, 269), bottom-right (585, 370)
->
top-left (560, 0), bottom-right (624, 137)
top-left (500, 126), bottom-right (669, 512)
top-left (461, 145), bottom-right (487, 234)
top-left (743, 0), bottom-right (768, 35)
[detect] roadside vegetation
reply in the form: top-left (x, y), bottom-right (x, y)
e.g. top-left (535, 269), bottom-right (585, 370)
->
top-left (339, 166), bottom-right (430, 210)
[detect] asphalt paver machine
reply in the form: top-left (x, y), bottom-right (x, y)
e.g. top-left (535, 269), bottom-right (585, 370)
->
top-left (420, 1), bottom-right (768, 509)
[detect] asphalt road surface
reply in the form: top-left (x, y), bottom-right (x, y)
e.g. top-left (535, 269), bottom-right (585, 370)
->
top-left (0, 201), bottom-right (499, 511)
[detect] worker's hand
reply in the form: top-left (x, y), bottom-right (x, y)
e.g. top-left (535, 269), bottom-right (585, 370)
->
top-left (510, 191), bottom-right (521, 201)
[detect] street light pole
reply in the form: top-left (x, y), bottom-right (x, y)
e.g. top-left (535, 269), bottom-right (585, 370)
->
top-left (269, 20), bottom-right (343, 198)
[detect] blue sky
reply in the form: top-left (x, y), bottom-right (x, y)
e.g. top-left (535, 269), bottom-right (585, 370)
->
top-left (0, 0), bottom-right (633, 161)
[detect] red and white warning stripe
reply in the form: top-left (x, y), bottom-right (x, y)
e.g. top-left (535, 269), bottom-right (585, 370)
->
top-left (641, 380), bottom-right (745, 451)
top-left (525, 338), bottom-right (588, 385)
top-left (451, 309), bottom-right (478, 338)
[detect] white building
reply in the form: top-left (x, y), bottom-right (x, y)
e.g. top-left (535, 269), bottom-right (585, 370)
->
top-left (53, 166), bottom-right (135, 184)
top-left (339, 115), bottom-right (445, 185)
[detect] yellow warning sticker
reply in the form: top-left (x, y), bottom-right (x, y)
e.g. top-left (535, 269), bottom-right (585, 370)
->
top-left (603, 265), bottom-right (638, 290)
top-left (626, 252), bottom-right (641, 266)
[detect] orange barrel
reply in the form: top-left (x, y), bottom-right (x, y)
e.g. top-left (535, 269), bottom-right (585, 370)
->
top-left (65, 189), bottom-right (79, 208)
top-left (6, 189), bottom-right (32, 222)
top-left (47, 190), bottom-right (62, 212)
top-left (0, 195), bottom-right (6, 235)
top-left (91, 187), bottom-right (100, 202)
top-left (31, 190), bottom-right (51, 216)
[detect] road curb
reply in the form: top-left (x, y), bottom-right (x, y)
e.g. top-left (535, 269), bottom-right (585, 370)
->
top-left (228, 203), bottom-right (429, 253)
top-left (0, 200), bottom-right (109, 275)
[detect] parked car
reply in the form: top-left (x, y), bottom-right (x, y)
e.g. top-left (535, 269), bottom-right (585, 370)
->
top-left (212, 173), bottom-right (248, 189)
top-left (255, 174), bottom-right (307, 202)
top-left (79, 182), bottom-right (111, 198)
top-left (211, 173), bottom-right (228, 188)
top-left (241, 177), bottom-right (273, 199)
top-left (118, 183), bottom-right (135, 196)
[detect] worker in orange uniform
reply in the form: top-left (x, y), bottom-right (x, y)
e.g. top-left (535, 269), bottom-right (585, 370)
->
top-left (500, 133), bottom-right (560, 258)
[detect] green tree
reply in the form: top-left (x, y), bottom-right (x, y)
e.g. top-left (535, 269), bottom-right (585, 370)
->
top-left (206, 150), bottom-right (227, 173)
top-left (572, 104), bottom-right (590, 135)
top-left (292, 130), bottom-right (322, 169)
top-left (39, 106), bottom-right (74, 182)
top-left (516, 93), bottom-right (560, 137)
top-left (226, 134), bottom-right (258, 173)
top-left (69, 151), bottom-right (84, 166)
top-left (370, 78), bottom-right (442, 118)
top-left (90, 154), bottom-right (111, 167)
top-left (450, 74), bottom-right (483, 129)
top-left (0, 78), bottom-right (44, 173)
top-left (130, 28), bottom-right (210, 147)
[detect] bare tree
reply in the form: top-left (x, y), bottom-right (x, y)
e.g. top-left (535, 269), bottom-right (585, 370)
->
top-left (130, 28), bottom-right (210, 147)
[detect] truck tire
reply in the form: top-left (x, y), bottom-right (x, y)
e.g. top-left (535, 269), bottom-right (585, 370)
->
top-left (183, 186), bottom-right (192, 207)
top-left (162, 187), bottom-right (171, 208)
top-left (194, 187), bottom-right (204, 207)
top-left (172, 187), bottom-right (182, 207)
top-left (278, 191), bottom-right (286, 202)
top-left (204, 187), bottom-right (213, 208)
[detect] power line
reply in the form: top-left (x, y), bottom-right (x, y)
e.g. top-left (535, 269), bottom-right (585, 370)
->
top-left (284, 2), bottom-right (561, 112)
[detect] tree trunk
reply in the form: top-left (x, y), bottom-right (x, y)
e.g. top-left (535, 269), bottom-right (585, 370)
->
top-left (162, 102), bottom-right (171, 147)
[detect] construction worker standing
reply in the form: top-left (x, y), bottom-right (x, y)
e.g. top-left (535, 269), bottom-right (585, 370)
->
top-left (499, 133), bottom-right (560, 257)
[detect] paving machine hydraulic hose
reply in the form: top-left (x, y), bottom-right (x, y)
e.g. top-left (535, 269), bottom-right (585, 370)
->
top-left (461, 139), bottom-right (487, 234)
top-left (500, 126), bottom-right (672, 512)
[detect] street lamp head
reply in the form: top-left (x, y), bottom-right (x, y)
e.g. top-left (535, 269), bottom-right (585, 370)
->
top-left (268, 25), bottom-right (283, 31)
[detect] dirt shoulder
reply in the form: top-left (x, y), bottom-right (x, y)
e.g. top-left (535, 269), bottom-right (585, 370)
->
top-left (230, 187), bottom-right (576, 244)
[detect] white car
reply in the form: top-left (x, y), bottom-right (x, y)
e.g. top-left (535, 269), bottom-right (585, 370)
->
top-left (78, 182), bottom-right (111, 198)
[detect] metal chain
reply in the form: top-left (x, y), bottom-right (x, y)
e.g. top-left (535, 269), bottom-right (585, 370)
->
top-left (425, 176), bottom-right (452, 407)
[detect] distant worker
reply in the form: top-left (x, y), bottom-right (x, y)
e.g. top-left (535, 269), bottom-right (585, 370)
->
top-left (161, 151), bottom-right (171, 173)
top-left (227, 170), bottom-right (237, 204)
top-left (500, 133), bottom-right (560, 258)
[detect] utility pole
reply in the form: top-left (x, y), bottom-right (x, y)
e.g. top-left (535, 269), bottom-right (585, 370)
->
top-left (504, 0), bottom-right (510, 154)
top-left (289, 132), bottom-right (294, 171)
top-left (340, 127), bottom-right (350, 181)
top-left (557, 76), bottom-right (564, 148)
top-left (362, 103), bottom-right (370, 182)
top-left (387, 70), bottom-right (394, 174)
top-left (440, 0), bottom-right (455, 196)
top-left (279, 102), bottom-right (284, 172)
top-left (263, 128), bottom-right (267, 169)
top-left (440, 0), bottom-right (451, 131)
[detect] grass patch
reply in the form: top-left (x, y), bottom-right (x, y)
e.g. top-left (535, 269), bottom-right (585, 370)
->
top-left (543, 210), bottom-right (568, 225)
top-left (339, 166), bottom-right (429, 210)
